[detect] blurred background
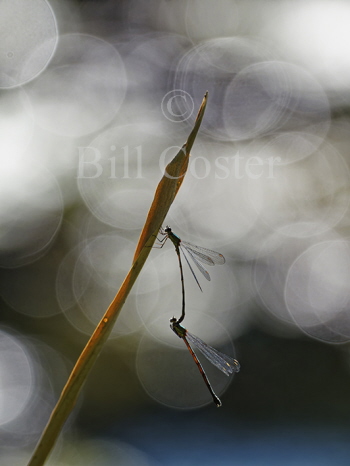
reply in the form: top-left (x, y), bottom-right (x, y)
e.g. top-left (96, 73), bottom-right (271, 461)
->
top-left (1, 0), bottom-right (350, 464)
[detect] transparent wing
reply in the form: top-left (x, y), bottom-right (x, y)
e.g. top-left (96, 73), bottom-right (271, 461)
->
top-left (181, 245), bottom-right (211, 282)
top-left (185, 331), bottom-right (240, 375)
top-left (180, 241), bottom-right (226, 265)
top-left (180, 247), bottom-right (204, 291)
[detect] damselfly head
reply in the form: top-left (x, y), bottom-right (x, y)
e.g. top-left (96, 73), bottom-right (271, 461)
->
top-left (164, 226), bottom-right (171, 234)
top-left (170, 316), bottom-right (177, 327)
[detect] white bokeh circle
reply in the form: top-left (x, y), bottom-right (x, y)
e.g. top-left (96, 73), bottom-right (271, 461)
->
top-left (25, 34), bottom-right (127, 137)
top-left (0, 0), bottom-right (58, 88)
top-left (285, 240), bottom-right (350, 343)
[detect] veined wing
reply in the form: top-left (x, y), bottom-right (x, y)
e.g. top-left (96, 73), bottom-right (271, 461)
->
top-left (185, 331), bottom-right (240, 375)
top-left (180, 245), bottom-right (210, 282)
top-left (180, 247), bottom-right (204, 290)
top-left (180, 240), bottom-right (225, 265)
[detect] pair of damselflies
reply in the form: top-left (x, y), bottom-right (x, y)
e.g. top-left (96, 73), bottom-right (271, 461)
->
top-left (159, 226), bottom-right (240, 406)
top-left (158, 226), bottom-right (225, 323)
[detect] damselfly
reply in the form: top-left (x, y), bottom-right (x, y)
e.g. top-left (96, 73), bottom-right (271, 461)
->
top-left (170, 317), bottom-right (240, 407)
top-left (159, 226), bottom-right (225, 323)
